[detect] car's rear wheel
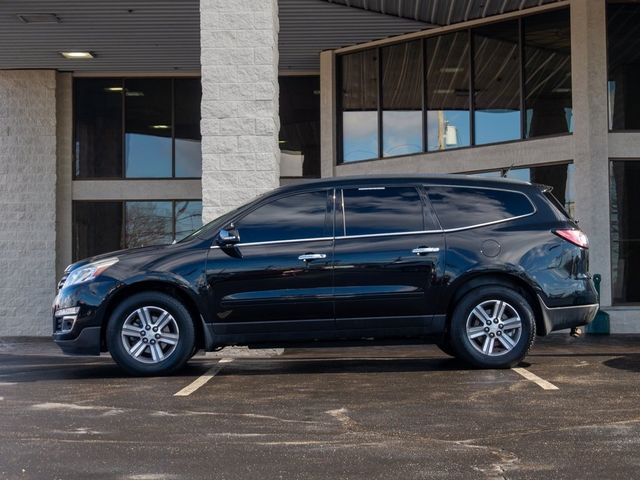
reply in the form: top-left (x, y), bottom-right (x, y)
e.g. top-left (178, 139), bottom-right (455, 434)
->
top-left (449, 286), bottom-right (535, 368)
top-left (107, 292), bottom-right (195, 376)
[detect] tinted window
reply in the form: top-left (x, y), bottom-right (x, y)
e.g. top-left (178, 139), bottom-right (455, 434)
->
top-left (74, 78), bottom-right (123, 178)
top-left (174, 78), bottom-right (202, 177)
top-left (236, 191), bottom-right (329, 244)
top-left (73, 201), bottom-right (123, 260)
top-left (427, 186), bottom-right (534, 230)
top-left (342, 187), bottom-right (425, 236)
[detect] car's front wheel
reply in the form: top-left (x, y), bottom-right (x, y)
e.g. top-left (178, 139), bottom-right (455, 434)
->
top-left (449, 286), bottom-right (535, 368)
top-left (107, 292), bottom-right (195, 376)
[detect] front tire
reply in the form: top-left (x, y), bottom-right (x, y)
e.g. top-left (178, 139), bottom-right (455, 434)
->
top-left (107, 292), bottom-right (195, 376)
top-left (449, 286), bottom-right (535, 368)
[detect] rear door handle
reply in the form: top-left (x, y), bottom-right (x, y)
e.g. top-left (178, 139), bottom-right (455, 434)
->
top-left (298, 253), bottom-right (327, 261)
top-left (412, 247), bottom-right (440, 255)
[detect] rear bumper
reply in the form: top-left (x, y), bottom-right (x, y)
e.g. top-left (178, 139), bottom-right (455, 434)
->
top-left (537, 295), bottom-right (599, 335)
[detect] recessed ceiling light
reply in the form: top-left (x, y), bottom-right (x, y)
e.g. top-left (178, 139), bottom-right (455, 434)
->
top-left (150, 124), bottom-right (171, 130)
top-left (17, 13), bottom-right (61, 24)
top-left (440, 67), bottom-right (464, 73)
top-left (125, 91), bottom-right (144, 97)
top-left (104, 87), bottom-right (123, 92)
top-left (60, 51), bottom-right (94, 59)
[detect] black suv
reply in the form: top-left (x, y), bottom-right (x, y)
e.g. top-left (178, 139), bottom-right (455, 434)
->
top-left (53, 175), bottom-right (598, 375)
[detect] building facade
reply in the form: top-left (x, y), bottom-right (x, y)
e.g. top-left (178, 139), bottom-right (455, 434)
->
top-left (1, 0), bottom-right (639, 335)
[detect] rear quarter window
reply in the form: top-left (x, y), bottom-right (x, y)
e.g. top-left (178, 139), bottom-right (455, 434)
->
top-left (426, 186), bottom-right (535, 230)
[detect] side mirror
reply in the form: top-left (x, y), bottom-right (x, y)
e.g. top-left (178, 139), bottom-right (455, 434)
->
top-left (217, 226), bottom-right (240, 247)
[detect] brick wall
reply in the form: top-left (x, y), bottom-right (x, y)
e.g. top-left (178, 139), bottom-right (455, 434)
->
top-left (200, 0), bottom-right (280, 222)
top-left (0, 70), bottom-right (57, 335)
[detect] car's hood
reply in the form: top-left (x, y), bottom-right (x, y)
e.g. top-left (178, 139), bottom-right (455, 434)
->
top-left (65, 244), bottom-right (173, 273)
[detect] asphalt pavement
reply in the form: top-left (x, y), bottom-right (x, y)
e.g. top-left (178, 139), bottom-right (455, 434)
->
top-left (0, 334), bottom-right (639, 479)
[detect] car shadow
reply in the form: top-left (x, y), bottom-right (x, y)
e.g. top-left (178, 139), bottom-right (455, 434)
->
top-left (602, 355), bottom-right (640, 373)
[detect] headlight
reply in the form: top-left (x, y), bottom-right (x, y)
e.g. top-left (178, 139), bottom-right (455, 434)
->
top-left (63, 257), bottom-right (119, 288)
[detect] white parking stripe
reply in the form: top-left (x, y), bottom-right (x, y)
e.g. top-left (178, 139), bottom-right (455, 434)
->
top-left (174, 358), bottom-right (234, 397)
top-left (513, 367), bottom-right (559, 390)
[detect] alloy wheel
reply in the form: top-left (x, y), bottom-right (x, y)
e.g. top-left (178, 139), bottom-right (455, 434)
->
top-left (465, 300), bottom-right (522, 356)
top-left (120, 306), bottom-right (180, 364)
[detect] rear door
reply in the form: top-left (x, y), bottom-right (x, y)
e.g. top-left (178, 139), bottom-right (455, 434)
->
top-left (332, 185), bottom-right (446, 336)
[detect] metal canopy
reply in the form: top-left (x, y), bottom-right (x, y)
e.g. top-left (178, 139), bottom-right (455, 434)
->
top-left (0, 0), bottom-right (559, 73)
top-left (323, 0), bottom-right (562, 26)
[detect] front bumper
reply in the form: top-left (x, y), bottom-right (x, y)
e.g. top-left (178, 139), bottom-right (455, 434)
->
top-left (538, 295), bottom-right (599, 335)
top-left (52, 277), bottom-right (119, 356)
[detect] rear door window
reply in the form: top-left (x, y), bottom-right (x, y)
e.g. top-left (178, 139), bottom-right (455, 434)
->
top-left (340, 186), bottom-right (432, 236)
top-left (426, 186), bottom-right (534, 230)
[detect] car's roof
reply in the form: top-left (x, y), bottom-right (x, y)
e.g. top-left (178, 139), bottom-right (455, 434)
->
top-left (277, 174), bottom-right (532, 194)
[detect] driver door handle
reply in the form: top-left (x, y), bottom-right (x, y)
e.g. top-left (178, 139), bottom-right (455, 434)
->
top-left (298, 253), bottom-right (327, 261)
top-left (412, 247), bottom-right (440, 255)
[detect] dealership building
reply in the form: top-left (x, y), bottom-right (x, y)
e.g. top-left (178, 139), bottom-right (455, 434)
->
top-left (1, 0), bottom-right (639, 335)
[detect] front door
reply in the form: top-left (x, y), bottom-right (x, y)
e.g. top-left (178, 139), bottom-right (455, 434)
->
top-left (332, 185), bottom-right (446, 336)
top-left (205, 189), bottom-right (334, 342)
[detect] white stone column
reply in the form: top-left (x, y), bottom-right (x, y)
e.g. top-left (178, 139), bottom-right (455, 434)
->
top-left (0, 70), bottom-right (57, 335)
top-left (570, 0), bottom-right (611, 306)
top-left (200, 0), bottom-right (280, 222)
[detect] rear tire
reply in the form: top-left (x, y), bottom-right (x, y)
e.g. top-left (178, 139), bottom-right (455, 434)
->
top-left (107, 292), bottom-right (195, 376)
top-left (449, 286), bottom-right (535, 368)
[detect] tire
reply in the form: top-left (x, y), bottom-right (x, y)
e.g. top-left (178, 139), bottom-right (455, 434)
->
top-left (107, 292), bottom-right (195, 376)
top-left (449, 286), bottom-right (535, 369)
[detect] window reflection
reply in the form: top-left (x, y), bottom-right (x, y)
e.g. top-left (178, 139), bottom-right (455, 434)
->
top-left (175, 201), bottom-right (203, 240)
top-left (608, 4), bottom-right (640, 130)
top-left (125, 201), bottom-right (174, 247)
top-left (125, 79), bottom-right (173, 178)
top-left (340, 50), bottom-right (379, 162)
top-left (382, 41), bottom-right (423, 156)
top-left (427, 32), bottom-right (471, 151)
top-left (473, 21), bottom-right (521, 145)
top-left (175, 79), bottom-right (202, 177)
top-left (523, 10), bottom-right (572, 137)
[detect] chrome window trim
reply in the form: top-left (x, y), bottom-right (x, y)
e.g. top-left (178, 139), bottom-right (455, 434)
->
top-left (209, 183), bottom-right (538, 249)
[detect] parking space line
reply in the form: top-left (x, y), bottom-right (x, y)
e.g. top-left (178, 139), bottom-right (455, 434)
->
top-left (174, 358), bottom-right (234, 397)
top-left (513, 367), bottom-right (559, 390)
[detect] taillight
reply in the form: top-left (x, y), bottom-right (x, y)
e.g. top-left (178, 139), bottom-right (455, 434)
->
top-left (554, 229), bottom-right (589, 249)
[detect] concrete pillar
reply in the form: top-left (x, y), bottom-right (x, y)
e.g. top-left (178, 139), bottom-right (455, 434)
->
top-left (0, 70), bottom-right (57, 335)
top-left (320, 50), bottom-right (336, 178)
top-left (56, 73), bottom-right (73, 280)
top-left (200, 0), bottom-right (280, 222)
top-left (570, 0), bottom-right (611, 306)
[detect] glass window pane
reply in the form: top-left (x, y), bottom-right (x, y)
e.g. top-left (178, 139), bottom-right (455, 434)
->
top-left (236, 191), bottom-right (328, 243)
top-left (427, 187), bottom-right (533, 230)
top-left (340, 50), bottom-right (379, 162)
top-left (611, 161), bottom-right (640, 303)
top-left (73, 201), bottom-right (123, 261)
top-left (427, 32), bottom-right (471, 151)
top-left (125, 79), bottom-right (173, 178)
top-left (174, 78), bottom-right (202, 178)
top-left (279, 76), bottom-right (321, 177)
top-left (125, 201), bottom-right (173, 248)
top-left (608, 4), bottom-right (640, 130)
top-left (473, 21), bottom-right (521, 145)
top-left (175, 201), bottom-right (203, 240)
top-left (343, 187), bottom-right (424, 236)
top-left (523, 9), bottom-right (572, 138)
top-left (381, 41), bottom-right (423, 156)
top-left (74, 79), bottom-right (123, 178)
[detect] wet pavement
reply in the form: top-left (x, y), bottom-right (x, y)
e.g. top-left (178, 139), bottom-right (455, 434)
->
top-left (0, 335), bottom-right (639, 479)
